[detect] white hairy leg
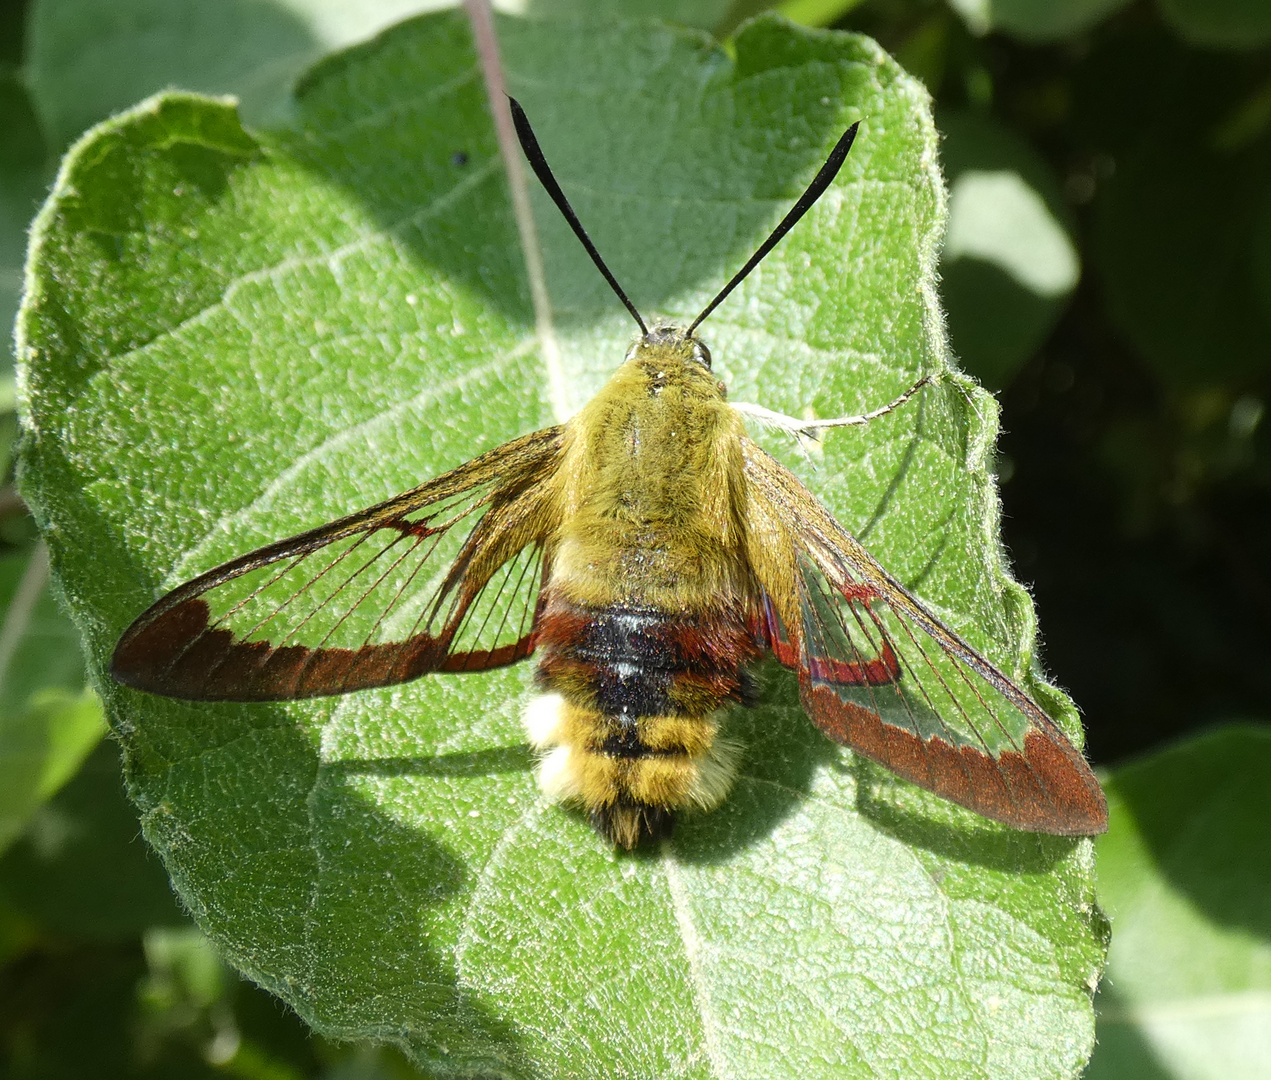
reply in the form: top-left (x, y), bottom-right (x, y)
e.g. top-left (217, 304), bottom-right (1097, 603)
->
top-left (731, 373), bottom-right (934, 440)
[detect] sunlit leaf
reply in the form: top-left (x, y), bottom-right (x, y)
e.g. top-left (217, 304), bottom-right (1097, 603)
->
top-left (17, 11), bottom-right (1103, 1077)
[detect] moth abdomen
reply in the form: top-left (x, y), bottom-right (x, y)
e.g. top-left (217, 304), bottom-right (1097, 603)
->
top-left (590, 801), bottom-right (676, 846)
top-left (525, 597), bottom-right (757, 847)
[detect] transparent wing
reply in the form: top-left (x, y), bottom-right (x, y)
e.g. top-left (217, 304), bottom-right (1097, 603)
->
top-left (743, 439), bottom-right (1106, 835)
top-left (112, 427), bottom-right (564, 701)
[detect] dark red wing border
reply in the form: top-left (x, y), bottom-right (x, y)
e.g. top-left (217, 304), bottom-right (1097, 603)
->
top-left (742, 437), bottom-right (1107, 835)
top-left (799, 681), bottom-right (1108, 835)
top-left (111, 426), bottom-right (563, 701)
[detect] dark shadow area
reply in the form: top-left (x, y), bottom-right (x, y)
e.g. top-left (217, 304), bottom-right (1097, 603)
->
top-left (0, 1), bottom-right (27, 68)
top-left (0, 70), bottom-right (48, 378)
top-left (673, 662), bottom-right (842, 863)
top-left (330, 743), bottom-right (535, 780)
top-left (0, 940), bottom-right (321, 1080)
top-left (0, 735), bottom-right (330, 1076)
top-left (942, 256), bottom-right (1060, 390)
top-left (0, 741), bottom-right (187, 940)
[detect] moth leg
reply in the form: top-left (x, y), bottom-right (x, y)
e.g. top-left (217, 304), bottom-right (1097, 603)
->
top-left (732, 373), bottom-right (934, 445)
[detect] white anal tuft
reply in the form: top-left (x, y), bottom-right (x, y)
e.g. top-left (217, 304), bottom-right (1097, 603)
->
top-left (536, 745), bottom-right (579, 801)
top-left (523, 692), bottom-right (566, 749)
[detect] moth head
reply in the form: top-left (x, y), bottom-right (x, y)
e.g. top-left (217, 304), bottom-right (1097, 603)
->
top-left (625, 326), bottom-right (712, 370)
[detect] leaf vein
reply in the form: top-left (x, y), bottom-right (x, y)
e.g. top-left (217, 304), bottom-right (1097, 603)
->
top-left (104, 154), bottom-right (500, 379)
top-left (663, 850), bottom-right (731, 1080)
top-left (169, 336), bottom-right (535, 583)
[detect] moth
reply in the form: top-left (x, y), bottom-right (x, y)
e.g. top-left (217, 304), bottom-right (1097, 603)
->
top-left (112, 99), bottom-right (1107, 848)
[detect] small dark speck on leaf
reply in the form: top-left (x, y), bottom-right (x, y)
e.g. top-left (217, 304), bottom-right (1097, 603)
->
top-left (452, 151), bottom-right (469, 167)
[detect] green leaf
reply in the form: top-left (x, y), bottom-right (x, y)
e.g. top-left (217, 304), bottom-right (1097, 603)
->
top-left (0, 546), bottom-right (106, 855)
top-left (1158, 0), bottom-right (1271, 50)
top-left (938, 109), bottom-right (1079, 389)
top-left (17, 11), bottom-right (1104, 1077)
top-left (945, 0), bottom-right (1133, 41)
top-left (25, 0), bottom-right (463, 149)
top-left (1087, 724), bottom-right (1271, 1080)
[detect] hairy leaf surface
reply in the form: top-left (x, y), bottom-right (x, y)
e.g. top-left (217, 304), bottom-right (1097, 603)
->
top-left (17, 12), bottom-right (1104, 1078)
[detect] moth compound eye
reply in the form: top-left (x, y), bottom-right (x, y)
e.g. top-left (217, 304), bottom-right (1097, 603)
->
top-left (692, 341), bottom-right (712, 369)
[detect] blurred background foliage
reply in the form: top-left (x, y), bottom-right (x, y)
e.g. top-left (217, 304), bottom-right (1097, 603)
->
top-left (0, 0), bottom-right (1267, 1077)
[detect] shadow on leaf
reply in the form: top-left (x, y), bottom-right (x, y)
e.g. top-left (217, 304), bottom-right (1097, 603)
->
top-left (111, 693), bottom-right (534, 1078)
top-left (673, 663), bottom-right (839, 863)
top-left (330, 743), bottom-right (536, 780)
top-left (850, 756), bottom-right (1078, 875)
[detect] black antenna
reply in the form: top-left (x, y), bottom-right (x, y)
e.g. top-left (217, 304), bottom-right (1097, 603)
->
top-left (508, 97), bottom-right (647, 335)
top-left (687, 121), bottom-right (861, 335)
